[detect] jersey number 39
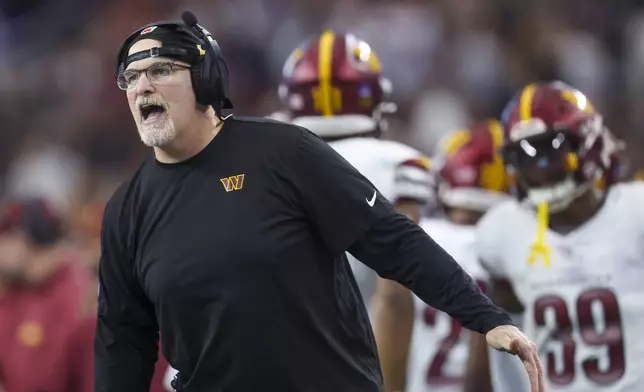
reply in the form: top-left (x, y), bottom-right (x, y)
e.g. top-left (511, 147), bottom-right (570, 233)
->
top-left (533, 288), bottom-right (625, 386)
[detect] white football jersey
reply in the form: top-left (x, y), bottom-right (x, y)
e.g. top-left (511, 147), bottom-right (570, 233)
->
top-left (329, 137), bottom-right (431, 307)
top-left (476, 182), bottom-right (644, 392)
top-left (405, 218), bottom-right (488, 392)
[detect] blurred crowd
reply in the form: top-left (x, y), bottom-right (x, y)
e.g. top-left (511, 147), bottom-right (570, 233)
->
top-left (2, 0), bottom-right (644, 390)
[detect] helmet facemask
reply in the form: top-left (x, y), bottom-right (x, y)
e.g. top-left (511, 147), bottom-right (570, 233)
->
top-left (503, 130), bottom-right (598, 213)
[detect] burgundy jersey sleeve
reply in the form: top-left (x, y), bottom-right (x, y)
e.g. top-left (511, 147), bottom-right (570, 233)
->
top-left (393, 156), bottom-right (432, 204)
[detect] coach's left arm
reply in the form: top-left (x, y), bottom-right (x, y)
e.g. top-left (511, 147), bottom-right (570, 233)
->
top-left (348, 212), bottom-right (512, 334)
top-left (288, 127), bottom-right (510, 333)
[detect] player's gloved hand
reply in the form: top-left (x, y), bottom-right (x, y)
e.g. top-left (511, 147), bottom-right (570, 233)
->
top-left (486, 325), bottom-right (545, 392)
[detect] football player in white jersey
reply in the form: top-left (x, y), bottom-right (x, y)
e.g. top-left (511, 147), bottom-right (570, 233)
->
top-left (274, 31), bottom-right (433, 301)
top-left (407, 120), bottom-right (518, 392)
top-left (374, 120), bottom-right (525, 392)
top-left (274, 31), bottom-right (432, 389)
top-left (464, 81), bottom-right (641, 392)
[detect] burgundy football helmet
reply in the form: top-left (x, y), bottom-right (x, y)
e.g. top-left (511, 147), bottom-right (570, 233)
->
top-left (278, 30), bottom-right (395, 138)
top-left (500, 81), bottom-right (623, 212)
top-left (434, 119), bottom-right (511, 212)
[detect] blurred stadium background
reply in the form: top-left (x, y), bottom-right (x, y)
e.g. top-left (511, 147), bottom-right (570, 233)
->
top-left (3, 0), bottom-right (644, 213)
top-left (1, 0), bottom-right (644, 390)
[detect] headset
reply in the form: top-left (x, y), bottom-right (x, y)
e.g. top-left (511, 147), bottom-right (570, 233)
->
top-left (115, 11), bottom-right (233, 112)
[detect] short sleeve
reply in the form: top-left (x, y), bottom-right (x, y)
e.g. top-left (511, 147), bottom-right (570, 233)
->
top-left (292, 130), bottom-right (394, 254)
top-left (392, 156), bottom-right (433, 204)
top-left (474, 206), bottom-right (508, 279)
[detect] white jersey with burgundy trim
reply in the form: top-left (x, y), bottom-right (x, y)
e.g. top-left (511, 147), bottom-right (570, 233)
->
top-left (476, 182), bottom-right (644, 392)
top-left (328, 137), bottom-right (431, 309)
top-left (405, 218), bottom-right (487, 392)
top-left (406, 218), bottom-right (529, 392)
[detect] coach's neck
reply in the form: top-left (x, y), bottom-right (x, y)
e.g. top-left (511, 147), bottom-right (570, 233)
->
top-left (154, 107), bottom-right (224, 164)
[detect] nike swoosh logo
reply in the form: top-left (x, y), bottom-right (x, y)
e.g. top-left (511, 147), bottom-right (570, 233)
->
top-left (366, 190), bottom-right (377, 207)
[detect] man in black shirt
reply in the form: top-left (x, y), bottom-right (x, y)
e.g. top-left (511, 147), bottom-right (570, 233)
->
top-left (95, 11), bottom-right (544, 392)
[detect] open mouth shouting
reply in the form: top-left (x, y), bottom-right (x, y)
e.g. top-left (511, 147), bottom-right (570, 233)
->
top-left (139, 101), bottom-right (167, 123)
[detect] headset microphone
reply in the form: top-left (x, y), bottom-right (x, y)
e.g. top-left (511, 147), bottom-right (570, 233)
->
top-left (181, 11), bottom-right (198, 27)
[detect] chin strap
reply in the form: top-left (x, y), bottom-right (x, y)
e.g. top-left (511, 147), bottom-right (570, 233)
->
top-left (528, 200), bottom-right (551, 267)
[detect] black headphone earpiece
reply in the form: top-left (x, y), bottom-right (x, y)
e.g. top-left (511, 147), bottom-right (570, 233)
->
top-left (115, 11), bottom-right (233, 112)
top-left (180, 11), bottom-right (233, 112)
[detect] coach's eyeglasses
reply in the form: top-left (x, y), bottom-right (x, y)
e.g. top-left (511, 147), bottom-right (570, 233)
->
top-left (117, 62), bottom-right (191, 90)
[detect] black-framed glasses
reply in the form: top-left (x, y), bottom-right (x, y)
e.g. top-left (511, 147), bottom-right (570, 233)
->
top-left (116, 62), bottom-right (191, 90)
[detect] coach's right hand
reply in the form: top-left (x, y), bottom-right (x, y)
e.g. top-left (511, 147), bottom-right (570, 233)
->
top-left (486, 325), bottom-right (546, 392)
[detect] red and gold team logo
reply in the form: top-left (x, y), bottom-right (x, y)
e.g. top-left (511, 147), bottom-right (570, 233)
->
top-left (220, 174), bottom-right (245, 192)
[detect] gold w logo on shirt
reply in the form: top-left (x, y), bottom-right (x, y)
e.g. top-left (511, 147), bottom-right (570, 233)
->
top-left (220, 174), bottom-right (245, 192)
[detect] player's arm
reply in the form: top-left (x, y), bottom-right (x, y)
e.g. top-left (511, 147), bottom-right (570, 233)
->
top-left (371, 277), bottom-right (413, 392)
top-left (94, 197), bottom-right (158, 392)
top-left (371, 158), bottom-right (431, 392)
top-left (287, 129), bottom-right (512, 334)
top-left (464, 276), bottom-right (524, 392)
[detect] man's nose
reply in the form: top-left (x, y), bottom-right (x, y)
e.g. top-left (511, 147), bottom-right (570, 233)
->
top-left (135, 73), bottom-right (154, 94)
